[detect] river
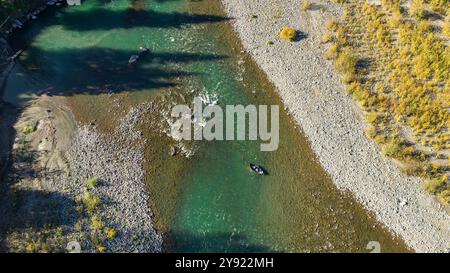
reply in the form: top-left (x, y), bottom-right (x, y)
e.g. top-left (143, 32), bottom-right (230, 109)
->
top-left (2, 0), bottom-right (409, 252)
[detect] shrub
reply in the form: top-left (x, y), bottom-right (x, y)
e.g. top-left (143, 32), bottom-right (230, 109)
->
top-left (26, 243), bottom-right (36, 253)
top-left (279, 26), bottom-right (297, 41)
top-left (85, 177), bottom-right (98, 189)
top-left (302, 0), bottom-right (312, 11)
top-left (423, 177), bottom-right (446, 193)
top-left (366, 112), bottom-right (380, 124)
top-left (383, 141), bottom-right (404, 158)
top-left (91, 215), bottom-right (104, 231)
top-left (82, 192), bottom-right (101, 213)
top-left (335, 27), bottom-right (347, 45)
top-left (334, 48), bottom-right (358, 82)
top-left (106, 228), bottom-right (117, 239)
top-left (321, 33), bottom-right (333, 43)
top-left (97, 244), bottom-right (106, 253)
top-left (325, 17), bottom-right (339, 32)
top-left (403, 161), bottom-right (427, 176)
top-left (438, 189), bottom-right (450, 205)
top-left (324, 43), bottom-right (338, 60)
top-left (21, 125), bottom-right (35, 135)
top-left (366, 126), bottom-right (377, 139)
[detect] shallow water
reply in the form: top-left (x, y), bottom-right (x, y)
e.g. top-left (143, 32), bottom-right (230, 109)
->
top-left (3, 0), bottom-right (410, 252)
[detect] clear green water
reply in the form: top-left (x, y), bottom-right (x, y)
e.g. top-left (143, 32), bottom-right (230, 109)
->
top-left (2, 0), bottom-right (410, 252)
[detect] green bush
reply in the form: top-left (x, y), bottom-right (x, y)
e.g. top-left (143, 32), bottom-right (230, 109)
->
top-left (21, 125), bottom-right (35, 135)
top-left (85, 177), bottom-right (98, 189)
top-left (334, 48), bottom-right (358, 82)
top-left (90, 215), bottom-right (104, 231)
top-left (82, 192), bottom-right (101, 213)
top-left (383, 141), bottom-right (404, 158)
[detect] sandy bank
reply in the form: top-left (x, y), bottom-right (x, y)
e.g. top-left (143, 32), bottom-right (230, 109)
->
top-left (221, 0), bottom-right (449, 252)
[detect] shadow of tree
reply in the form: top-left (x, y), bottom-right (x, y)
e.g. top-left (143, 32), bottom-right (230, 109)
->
top-left (8, 47), bottom-right (227, 97)
top-left (47, 7), bottom-right (230, 32)
top-left (0, 184), bottom-right (77, 251)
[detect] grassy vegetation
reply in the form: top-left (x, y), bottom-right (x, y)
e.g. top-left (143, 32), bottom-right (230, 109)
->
top-left (325, 0), bottom-right (450, 205)
top-left (280, 26), bottom-right (297, 41)
top-left (424, 176), bottom-right (447, 194)
top-left (410, 0), bottom-right (425, 19)
top-left (6, 226), bottom-right (69, 253)
top-left (429, 0), bottom-right (449, 13)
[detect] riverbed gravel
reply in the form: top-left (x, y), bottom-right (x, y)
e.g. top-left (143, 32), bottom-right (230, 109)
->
top-left (221, 0), bottom-right (450, 252)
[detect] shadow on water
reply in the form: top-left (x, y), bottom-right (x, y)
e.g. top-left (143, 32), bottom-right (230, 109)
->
top-left (8, 4), bottom-right (230, 42)
top-left (11, 48), bottom-right (226, 96)
top-left (167, 231), bottom-right (276, 253)
top-left (57, 8), bottom-right (230, 31)
top-left (4, 2), bottom-right (230, 100)
top-left (10, 47), bottom-right (227, 97)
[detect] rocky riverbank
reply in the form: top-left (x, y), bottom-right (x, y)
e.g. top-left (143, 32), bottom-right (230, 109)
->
top-left (65, 122), bottom-right (162, 253)
top-left (0, 94), bottom-right (162, 252)
top-left (220, 0), bottom-right (449, 252)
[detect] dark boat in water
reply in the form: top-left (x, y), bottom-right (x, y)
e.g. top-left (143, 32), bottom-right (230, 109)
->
top-left (128, 47), bottom-right (150, 64)
top-left (249, 164), bottom-right (267, 175)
